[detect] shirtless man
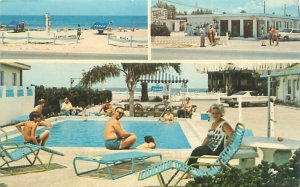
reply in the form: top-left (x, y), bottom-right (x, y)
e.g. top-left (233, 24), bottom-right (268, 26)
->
top-left (184, 97), bottom-right (193, 113)
top-left (162, 108), bottom-right (175, 123)
top-left (15, 111), bottom-right (51, 146)
top-left (104, 107), bottom-right (137, 150)
top-left (33, 98), bottom-right (45, 114)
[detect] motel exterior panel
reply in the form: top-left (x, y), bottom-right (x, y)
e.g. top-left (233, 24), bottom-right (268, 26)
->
top-left (177, 13), bottom-right (300, 38)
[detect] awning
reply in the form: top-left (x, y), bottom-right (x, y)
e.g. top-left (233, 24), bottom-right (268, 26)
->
top-left (195, 63), bottom-right (295, 73)
top-left (138, 72), bottom-right (188, 84)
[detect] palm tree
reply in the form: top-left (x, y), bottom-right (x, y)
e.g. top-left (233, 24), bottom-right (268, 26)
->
top-left (80, 63), bottom-right (181, 116)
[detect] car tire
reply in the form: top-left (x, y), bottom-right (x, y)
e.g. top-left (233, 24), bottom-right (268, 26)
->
top-left (283, 36), bottom-right (289, 41)
top-left (229, 103), bottom-right (235, 107)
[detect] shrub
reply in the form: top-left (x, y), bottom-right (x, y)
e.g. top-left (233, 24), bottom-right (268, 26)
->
top-left (34, 86), bottom-right (112, 117)
top-left (186, 149), bottom-right (300, 187)
top-left (151, 23), bottom-right (170, 36)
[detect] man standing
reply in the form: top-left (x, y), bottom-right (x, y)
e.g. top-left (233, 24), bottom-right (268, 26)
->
top-left (199, 25), bottom-right (206, 47)
top-left (77, 24), bottom-right (82, 40)
top-left (104, 107), bottom-right (137, 150)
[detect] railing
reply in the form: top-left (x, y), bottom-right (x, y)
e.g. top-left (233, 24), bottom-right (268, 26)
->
top-left (0, 32), bottom-right (78, 44)
top-left (107, 34), bottom-right (148, 47)
top-left (0, 86), bottom-right (35, 98)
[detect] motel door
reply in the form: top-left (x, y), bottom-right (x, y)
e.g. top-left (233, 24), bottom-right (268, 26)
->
top-left (220, 20), bottom-right (228, 36)
top-left (231, 20), bottom-right (240, 37)
top-left (244, 20), bottom-right (253, 38)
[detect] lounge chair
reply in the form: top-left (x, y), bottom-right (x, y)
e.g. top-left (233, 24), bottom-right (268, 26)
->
top-left (134, 103), bottom-right (144, 117)
top-left (73, 151), bottom-right (162, 180)
top-left (138, 123), bottom-right (245, 187)
top-left (0, 128), bottom-right (64, 175)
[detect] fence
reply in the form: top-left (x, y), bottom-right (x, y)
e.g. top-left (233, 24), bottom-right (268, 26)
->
top-left (107, 34), bottom-right (148, 47)
top-left (151, 36), bottom-right (229, 46)
top-left (0, 32), bottom-right (78, 44)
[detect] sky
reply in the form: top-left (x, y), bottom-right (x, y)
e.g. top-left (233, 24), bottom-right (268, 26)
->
top-left (0, 0), bottom-right (147, 16)
top-left (22, 63), bottom-right (208, 89)
top-left (152, 0), bottom-right (300, 17)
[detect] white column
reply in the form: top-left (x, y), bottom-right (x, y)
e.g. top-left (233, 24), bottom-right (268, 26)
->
top-left (253, 18), bottom-right (257, 38)
top-left (1, 85), bottom-right (6, 98)
top-left (238, 96), bottom-right (243, 122)
top-left (240, 19), bottom-right (244, 37)
top-left (264, 19), bottom-right (268, 36)
top-left (228, 19), bottom-right (232, 33)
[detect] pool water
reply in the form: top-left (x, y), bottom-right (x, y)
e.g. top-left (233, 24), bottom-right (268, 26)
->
top-left (10, 120), bottom-right (191, 149)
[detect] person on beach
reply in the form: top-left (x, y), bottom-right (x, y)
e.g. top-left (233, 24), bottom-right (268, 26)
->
top-left (33, 98), bottom-right (45, 115)
top-left (199, 25), bottom-right (206, 47)
top-left (104, 107), bottom-right (137, 150)
top-left (161, 108), bottom-right (175, 123)
top-left (185, 104), bottom-right (233, 178)
top-left (77, 24), bottom-right (82, 39)
top-left (15, 111), bottom-right (51, 146)
top-left (61, 97), bottom-right (74, 116)
top-left (136, 136), bottom-right (156, 149)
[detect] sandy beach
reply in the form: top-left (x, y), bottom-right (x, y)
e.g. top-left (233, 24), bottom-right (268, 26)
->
top-left (0, 29), bottom-right (148, 55)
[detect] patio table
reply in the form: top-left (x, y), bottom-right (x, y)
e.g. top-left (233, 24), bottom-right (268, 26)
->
top-left (242, 136), bottom-right (300, 165)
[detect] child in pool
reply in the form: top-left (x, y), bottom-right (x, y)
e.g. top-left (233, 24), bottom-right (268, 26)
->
top-left (136, 136), bottom-right (156, 149)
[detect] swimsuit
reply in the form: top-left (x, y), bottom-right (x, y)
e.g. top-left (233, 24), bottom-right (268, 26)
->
top-left (24, 135), bottom-right (41, 145)
top-left (105, 138), bottom-right (122, 150)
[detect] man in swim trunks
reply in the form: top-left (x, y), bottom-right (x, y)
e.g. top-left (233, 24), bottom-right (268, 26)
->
top-left (15, 111), bottom-right (51, 146)
top-left (104, 107), bottom-right (137, 150)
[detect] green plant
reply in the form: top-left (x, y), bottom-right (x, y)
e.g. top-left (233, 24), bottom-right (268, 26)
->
top-left (151, 23), bottom-right (170, 36)
top-left (186, 149), bottom-right (300, 187)
top-left (34, 86), bottom-right (112, 117)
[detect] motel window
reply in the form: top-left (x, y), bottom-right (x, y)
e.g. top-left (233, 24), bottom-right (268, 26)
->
top-left (12, 73), bottom-right (17, 86)
top-left (0, 71), bottom-right (4, 85)
top-left (288, 80), bottom-right (291, 94)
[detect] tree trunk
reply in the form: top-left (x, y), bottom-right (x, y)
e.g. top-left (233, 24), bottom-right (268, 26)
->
top-left (129, 89), bottom-right (135, 116)
top-left (141, 82), bottom-right (149, 102)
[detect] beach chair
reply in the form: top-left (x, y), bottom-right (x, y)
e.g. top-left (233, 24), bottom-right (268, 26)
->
top-left (134, 103), bottom-right (144, 117)
top-left (138, 123), bottom-right (245, 187)
top-left (0, 128), bottom-right (64, 175)
top-left (73, 151), bottom-right (162, 180)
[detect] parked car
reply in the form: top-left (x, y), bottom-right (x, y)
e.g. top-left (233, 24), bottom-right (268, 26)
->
top-left (278, 28), bottom-right (300, 41)
top-left (220, 91), bottom-right (270, 107)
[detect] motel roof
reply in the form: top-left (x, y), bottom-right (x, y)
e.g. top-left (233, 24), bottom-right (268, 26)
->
top-left (0, 62), bottom-right (31, 70)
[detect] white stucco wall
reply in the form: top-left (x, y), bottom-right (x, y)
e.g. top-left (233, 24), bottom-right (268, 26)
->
top-left (0, 86), bottom-right (35, 126)
top-left (276, 75), bottom-right (300, 104)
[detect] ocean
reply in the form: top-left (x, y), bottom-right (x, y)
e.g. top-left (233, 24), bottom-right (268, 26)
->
top-left (0, 15), bottom-right (147, 29)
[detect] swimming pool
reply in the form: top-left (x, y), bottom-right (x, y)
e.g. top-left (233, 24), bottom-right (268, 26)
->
top-left (10, 120), bottom-right (191, 149)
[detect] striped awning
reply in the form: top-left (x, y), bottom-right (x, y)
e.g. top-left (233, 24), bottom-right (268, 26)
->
top-left (138, 72), bottom-right (188, 84)
top-left (195, 63), bottom-right (296, 73)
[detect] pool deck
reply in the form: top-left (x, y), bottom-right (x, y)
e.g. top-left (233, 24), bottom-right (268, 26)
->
top-left (1, 100), bottom-right (299, 187)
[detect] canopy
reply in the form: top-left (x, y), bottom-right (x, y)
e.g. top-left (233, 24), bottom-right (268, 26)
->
top-left (91, 22), bottom-right (112, 30)
top-left (6, 20), bottom-right (24, 29)
top-left (138, 72), bottom-right (188, 84)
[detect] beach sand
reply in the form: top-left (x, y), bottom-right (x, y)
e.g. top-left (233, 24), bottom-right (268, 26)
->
top-left (0, 29), bottom-right (148, 55)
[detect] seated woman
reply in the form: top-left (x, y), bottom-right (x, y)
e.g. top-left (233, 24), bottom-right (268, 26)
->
top-left (136, 136), bottom-right (156, 149)
top-left (185, 104), bottom-right (233, 178)
top-left (160, 108), bottom-right (175, 123)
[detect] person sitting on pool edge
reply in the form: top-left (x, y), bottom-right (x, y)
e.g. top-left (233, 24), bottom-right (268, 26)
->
top-left (160, 108), bottom-right (175, 123)
top-left (104, 107), bottom-right (137, 150)
top-left (15, 111), bottom-right (51, 146)
top-left (136, 136), bottom-right (156, 149)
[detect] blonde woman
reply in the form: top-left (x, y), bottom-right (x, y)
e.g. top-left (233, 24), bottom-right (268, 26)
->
top-left (186, 104), bottom-right (233, 176)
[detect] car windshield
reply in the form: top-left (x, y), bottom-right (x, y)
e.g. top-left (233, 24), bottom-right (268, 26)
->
top-left (233, 91), bottom-right (247, 95)
top-left (281, 29), bottom-right (292, 33)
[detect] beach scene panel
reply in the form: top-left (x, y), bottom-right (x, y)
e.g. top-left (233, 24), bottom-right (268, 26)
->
top-left (0, 0), bottom-right (148, 60)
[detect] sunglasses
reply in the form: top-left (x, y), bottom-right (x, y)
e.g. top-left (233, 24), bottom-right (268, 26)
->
top-left (117, 111), bottom-right (124, 116)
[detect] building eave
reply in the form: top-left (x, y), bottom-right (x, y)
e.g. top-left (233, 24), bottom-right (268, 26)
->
top-left (0, 62), bottom-right (31, 70)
